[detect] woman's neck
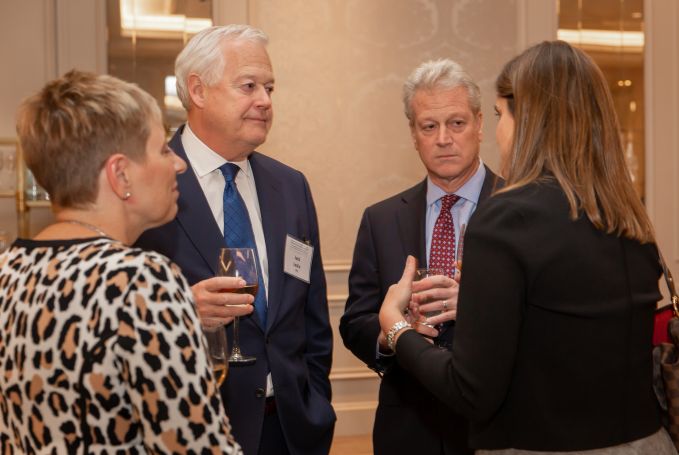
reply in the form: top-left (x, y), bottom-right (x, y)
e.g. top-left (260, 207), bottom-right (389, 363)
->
top-left (34, 209), bottom-right (132, 244)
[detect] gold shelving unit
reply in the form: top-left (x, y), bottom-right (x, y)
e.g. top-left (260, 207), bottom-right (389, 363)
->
top-left (0, 138), bottom-right (18, 206)
top-left (0, 137), bottom-right (51, 237)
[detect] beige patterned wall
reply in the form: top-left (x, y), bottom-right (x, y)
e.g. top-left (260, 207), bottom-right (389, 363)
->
top-left (3, 0), bottom-right (677, 442)
top-left (214, 0), bottom-right (550, 435)
top-left (0, 0), bottom-right (561, 438)
top-left (249, 0), bottom-right (519, 264)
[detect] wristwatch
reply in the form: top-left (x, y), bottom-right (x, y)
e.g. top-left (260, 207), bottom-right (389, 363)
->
top-left (386, 320), bottom-right (411, 351)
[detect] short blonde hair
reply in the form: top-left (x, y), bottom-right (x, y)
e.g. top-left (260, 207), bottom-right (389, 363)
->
top-left (16, 70), bottom-right (161, 208)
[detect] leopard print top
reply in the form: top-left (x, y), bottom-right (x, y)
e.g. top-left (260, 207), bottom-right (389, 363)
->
top-left (0, 238), bottom-right (242, 454)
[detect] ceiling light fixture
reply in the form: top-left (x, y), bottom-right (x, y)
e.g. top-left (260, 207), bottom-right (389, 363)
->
top-left (557, 29), bottom-right (644, 50)
top-left (120, 0), bottom-right (212, 36)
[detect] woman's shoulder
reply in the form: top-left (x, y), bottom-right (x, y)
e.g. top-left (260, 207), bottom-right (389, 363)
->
top-left (93, 242), bottom-right (194, 313)
top-left (39, 238), bottom-right (191, 293)
top-left (481, 178), bottom-right (564, 216)
top-left (488, 177), bottom-right (562, 206)
top-left (103, 242), bottom-right (189, 287)
top-left (470, 178), bottom-right (568, 240)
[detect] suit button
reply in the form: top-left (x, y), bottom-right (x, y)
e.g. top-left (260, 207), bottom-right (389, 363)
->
top-left (255, 388), bottom-right (265, 398)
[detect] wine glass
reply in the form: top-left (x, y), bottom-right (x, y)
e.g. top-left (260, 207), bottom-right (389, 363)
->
top-left (201, 318), bottom-right (229, 386)
top-left (218, 248), bottom-right (258, 365)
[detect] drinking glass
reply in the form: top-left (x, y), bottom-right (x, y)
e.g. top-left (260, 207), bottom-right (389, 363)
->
top-left (217, 248), bottom-right (258, 365)
top-left (201, 318), bottom-right (229, 386)
top-left (0, 230), bottom-right (8, 253)
top-left (5, 151), bottom-right (16, 192)
top-left (414, 267), bottom-right (445, 326)
top-left (454, 223), bottom-right (467, 278)
top-left (0, 147), bottom-right (16, 193)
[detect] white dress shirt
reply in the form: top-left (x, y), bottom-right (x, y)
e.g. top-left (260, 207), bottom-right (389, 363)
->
top-left (181, 124), bottom-right (270, 299)
top-left (181, 124), bottom-right (274, 396)
top-left (425, 158), bottom-right (487, 266)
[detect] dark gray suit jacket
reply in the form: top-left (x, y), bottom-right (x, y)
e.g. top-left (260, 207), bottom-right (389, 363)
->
top-left (339, 166), bottom-right (501, 455)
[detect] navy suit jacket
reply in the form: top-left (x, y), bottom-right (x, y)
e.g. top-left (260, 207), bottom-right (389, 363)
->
top-left (339, 167), bottom-right (501, 455)
top-left (136, 126), bottom-right (336, 455)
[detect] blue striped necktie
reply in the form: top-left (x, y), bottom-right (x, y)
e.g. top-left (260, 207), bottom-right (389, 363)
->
top-left (219, 163), bottom-right (267, 326)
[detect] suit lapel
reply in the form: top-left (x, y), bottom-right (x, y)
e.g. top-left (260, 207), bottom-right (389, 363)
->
top-left (396, 180), bottom-right (428, 267)
top-left (170, 127), bottom-right (224, 276)
top-left (478, 164), bottom-right (502, 204)
top-left (249, 153), bottom-right (285, 332)
top-left (393, 168), bottom-right (499, 267)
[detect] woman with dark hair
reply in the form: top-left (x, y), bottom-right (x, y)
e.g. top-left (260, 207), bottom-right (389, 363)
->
top-left (0, 70), bottom-right (251, 453)
top-left (379, 41), bottom-right (676, 453)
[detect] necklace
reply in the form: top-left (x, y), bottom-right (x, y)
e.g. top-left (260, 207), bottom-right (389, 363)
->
top-left (59, 219), bottom-right (111, 238)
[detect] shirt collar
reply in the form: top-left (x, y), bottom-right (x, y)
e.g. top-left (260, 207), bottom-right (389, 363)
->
top-left (181, 123), bottom-right (251, 177)
top-left (426, 158), bottom-right (486, 207)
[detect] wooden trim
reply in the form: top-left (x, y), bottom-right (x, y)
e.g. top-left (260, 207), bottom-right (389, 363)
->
top-left (330, 366), bottom-right (378, 381)
top-left (331, 400), bottom-right (378, 412)
top-left (25, 201), bottom-right (52, 209)
top-left (324, 261), bottom-right (351, 272)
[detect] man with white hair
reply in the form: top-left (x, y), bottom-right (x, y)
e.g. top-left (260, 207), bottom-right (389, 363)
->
top-left (137, 25), bottom-right (335, 455)
top-left (340, 59), bottom-right (502, 454)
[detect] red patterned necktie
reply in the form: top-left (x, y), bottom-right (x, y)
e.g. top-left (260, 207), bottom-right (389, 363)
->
top-left (429, 194), bottom-right (460, 278)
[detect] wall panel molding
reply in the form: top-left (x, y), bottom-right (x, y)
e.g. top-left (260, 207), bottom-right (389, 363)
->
top-left (55, 0), bottom-right (106, 75)
top-left (330, 366), bottom-right (377, 381)
top-left (516, 0), bottom-right (557, 53)
top-left (324, 261), bottom-right (351, 272)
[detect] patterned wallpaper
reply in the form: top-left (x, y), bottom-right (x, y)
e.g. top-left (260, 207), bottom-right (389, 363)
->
top-left (249, 0), bottom-right (519, 263)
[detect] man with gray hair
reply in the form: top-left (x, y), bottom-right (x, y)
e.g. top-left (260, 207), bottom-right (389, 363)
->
top-left (340, 59), bottom-right (502, 454)
top-left (137, 25), bottom-right (335, 455)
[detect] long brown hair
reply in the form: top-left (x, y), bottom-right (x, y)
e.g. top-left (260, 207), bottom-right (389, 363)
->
top-left (495, 40), bottom-right (654, 243)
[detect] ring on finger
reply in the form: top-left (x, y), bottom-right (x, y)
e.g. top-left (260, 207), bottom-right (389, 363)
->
top-left (442, 300), bottom-right (448, 311)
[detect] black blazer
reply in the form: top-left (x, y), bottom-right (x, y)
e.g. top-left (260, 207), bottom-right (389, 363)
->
top-left (136, 127), bottom-right (335, 455)
top-left (339, 166), bottom-right (501, 455)
top-left (396, 178), bottom-right (663, 451)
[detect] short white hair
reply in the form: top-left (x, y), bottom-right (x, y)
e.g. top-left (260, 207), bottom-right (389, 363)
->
top-left (175, 24), bottom-right (269, 110)
top-left (403, 59), bottom-right (481, 123)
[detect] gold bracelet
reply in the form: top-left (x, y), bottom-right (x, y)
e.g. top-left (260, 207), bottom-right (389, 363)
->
top-left (386, 320), bottom-right (411, 351)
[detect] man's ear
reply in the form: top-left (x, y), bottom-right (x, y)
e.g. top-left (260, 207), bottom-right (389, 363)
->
top-left (104, 153), bottom-right (132, 200)
top-left (477, 111), bottom-right (484, 142)
top-left (187, 73), bottom-right (206, 109)
top-left (410, 123), bottom-right (418, 150)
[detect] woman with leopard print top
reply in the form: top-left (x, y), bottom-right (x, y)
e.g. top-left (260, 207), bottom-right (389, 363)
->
top-left (0, 70), bottom-right (252, 453)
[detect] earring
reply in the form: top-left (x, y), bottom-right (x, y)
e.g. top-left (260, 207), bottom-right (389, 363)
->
top-left (123, 192), bottom-right (131, 200)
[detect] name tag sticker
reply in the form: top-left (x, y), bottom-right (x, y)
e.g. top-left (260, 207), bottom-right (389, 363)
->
top-left (284, 235), bottom-right (313, 283)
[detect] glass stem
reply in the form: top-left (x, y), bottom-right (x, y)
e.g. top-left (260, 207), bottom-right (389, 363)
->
top-left (231, 316), bottom-right (242, 355)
